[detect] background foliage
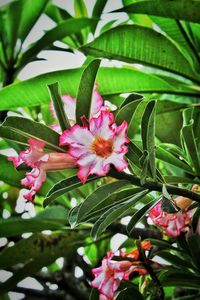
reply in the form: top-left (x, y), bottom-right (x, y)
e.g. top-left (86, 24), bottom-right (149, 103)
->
top-left (0, 0), bottom-right (200, 299)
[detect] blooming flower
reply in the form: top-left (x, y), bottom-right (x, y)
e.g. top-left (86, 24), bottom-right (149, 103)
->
top-left (50, 83), bottom-right (104, 132)
top-left (9, 138), bottom-right (75, 202)
top-left (91, 241), bottom-right (152, 299)
top-left (149, 197), bottom-right (194, 237)
top-left (60, 110), bottom-right (129, 183)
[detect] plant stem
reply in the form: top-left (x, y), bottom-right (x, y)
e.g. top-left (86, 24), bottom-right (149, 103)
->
top-left (109, 170), bottom-right (200, 203)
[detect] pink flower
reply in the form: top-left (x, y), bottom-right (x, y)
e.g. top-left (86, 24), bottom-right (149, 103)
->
top-left (9, 138), bottom-right (75, 202)
top-left (60, 110), bottom-right (129, 183)
top-left (149, 199), bottom-right (193, 237)
top-left (50, 83), bottom-right (104, 132)
top-left (91, 252), bottom-right (133, 299)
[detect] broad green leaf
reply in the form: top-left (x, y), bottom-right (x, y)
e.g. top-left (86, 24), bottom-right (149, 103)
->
top-left (18, 18), bottom-right (93, 68)
top-left (77, 180), bottom-right (131, 223)
top-left (43, 175), bottom-right (98, 207)
top-left (141, 100), bottom-right (156, 179)
top-left (115, 0), bottom-right (200, 23)
top-left (127, 197), bottom-right (160, 235)
top-left (48, 82), bottom-right (71, 131)
top-left (0, 116), bottom-right (64, 152)
top-left (0, 206), bottom-right (68, 237)
top-left (76, 59), bottom-right (101, 124)
top-left (80, 25), bottom-right (198, 81)
top-left (0, 67), bottom-right (197, 111)
top-left (91, 189), bottom-right (148, 239)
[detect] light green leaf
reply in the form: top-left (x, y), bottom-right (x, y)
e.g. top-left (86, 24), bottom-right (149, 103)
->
top-left (18, 18), bottom-right (93, 68)
top-left (115, 0), bottom-right (200, 23)
top-left (80, 25), bottom-right (198, 81)
top-left (0, 67), bottom-right (197, 111)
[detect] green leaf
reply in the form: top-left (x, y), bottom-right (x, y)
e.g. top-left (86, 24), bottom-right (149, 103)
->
top-left (91, 0), bottom-right (107, 33)
top-left (76, 59), bottom-right (101, 124)
top-left (0, 154), bottom-right (24, 187)
top-left (0, 67), bottom-right (197, 111)
top-left (141, 100), bottom-right (156, 179)
top-left (80, 25), bottom-right (198, 81)
top-left (91, 189), bottom-right (148, 239)
top-left (127, 197), bottom-right (160, 235)
top-left (181, 108), bottom-right (200, 175)
top-left (77, 180), bottom-right (131, 223)
top-left (160, 270), bottom-right (200, 289)
top-left (161, 185), bottom-right (179, 213)
top-left (156, 144), bottom-right (193, 174)
top-left (188, 235), bottom-right (200, 270)
top-left (18, 0), bottom-right (48, 42)
top-left (115, 94), bottom-right (143, 126)
top-left (116, 287), bottom-right (144, 300)
top-left (48, 82), bottom-right (71, 131)
top-left (0, 116), bottom-right (64, 152)
top-left (0, 232), bottom-right (83, 294)
top-left (43, 175), bottom-right (98, 207)
top-left (18, 18), bottom-right (93, 68)
top-left (0, 206), bottom-right (68, 237)
top-left (115, 0), bottom-right (200, 23)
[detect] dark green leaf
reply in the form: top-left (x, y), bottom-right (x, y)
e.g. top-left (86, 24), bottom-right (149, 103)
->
top-left (48, 82), bottom-right (71, 131)
top-left (43, 175), bottom-right (98, 207)
top-left (76, 59), bottom-right (101, 124)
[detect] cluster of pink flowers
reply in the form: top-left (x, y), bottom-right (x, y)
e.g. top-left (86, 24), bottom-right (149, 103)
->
top-left (149, 196), bottom-right (194, 237)
top-left (91, 241), bottom-right (151, 300)
top-left (9, 84), bottom-right (129, 202)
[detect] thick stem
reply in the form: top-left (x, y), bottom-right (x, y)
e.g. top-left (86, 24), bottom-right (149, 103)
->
top-left (109, 170), bottom-right (200, 203)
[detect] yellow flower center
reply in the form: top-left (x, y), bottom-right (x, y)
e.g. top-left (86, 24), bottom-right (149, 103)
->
top-left (92, 136), bottom-right (113, 158)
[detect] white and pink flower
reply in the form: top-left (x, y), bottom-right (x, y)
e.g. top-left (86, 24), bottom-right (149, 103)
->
top-left (50, 83), bottom-right (105, 132)
top-left (149, 198), bottom-right (193, 237)
top-left (91, 251), bottom-right (133, 300)
top-left (9, 138), bottom-right (75, 202)
top-left (60, 110), bottom-right (129, 183)
top-left (91, 242), bottom-right (152, 299)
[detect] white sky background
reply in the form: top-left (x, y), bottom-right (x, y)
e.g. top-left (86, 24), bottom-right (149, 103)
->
top-left (1, 0), bottom-right (128, 79)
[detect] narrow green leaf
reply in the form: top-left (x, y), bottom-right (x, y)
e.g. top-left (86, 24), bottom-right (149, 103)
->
top-left (48, 82), bottom-right (71, 131)
top-left (76, 59), bottom-right (101, 124)
top-left (0, 154), bottom-right (24, 187)
top-left (188, 235), bottom-right (200, 270)
top-left (91, 190), bottom-right (149, 239)
top-left (141, 100), bottom-right (156, 179)
top-left (161, 185), bottom-right (179, 213)
top-left (43, 175), bottom-right (98, 207)
top-left (91, 0), bottom-right (108, 33)
top-left (127, 197), bottom-right (160, 235)
top-left (0, 116), bottom-right (64, 152)
top-left (181, 110), bottom-right (200, 175)
top-left (77, 180), bottom-right (131, 223)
